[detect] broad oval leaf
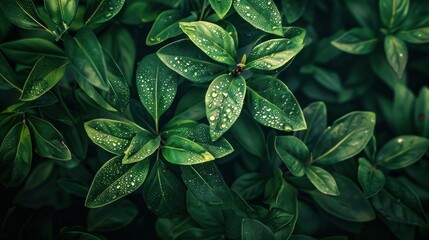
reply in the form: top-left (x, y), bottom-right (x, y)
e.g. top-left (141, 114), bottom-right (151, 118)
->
top-left (247, 76), bottom-right (306, 131)
top-left (162, 135), bottom-right (214, 165)
top-left (247, 39), bottom-right (304, 70)
top-left (242, 219), bottom-right (275, 240)
top-left (415, 87), bottom-right (429, 138)
top-left (206, 74), bottom-right (246, 141)
top-left (44, 0), bottom-right (78, 31)
top-left (379, 0), bottom-right (409, 29)
top-left (143, 159), bottom-right (187, 217)
top-left (179, 21), bottom-right (236, 65)
top-left (398, 26), bottom-right (429, 44)
top-left (84, 0), bottom-right (125, 25)
top-left (384, 35), bottom-right (408, 78)
top-left (313, 111), bottom-right (375, 165)
top-left (310, 174), bottom-right (375, 222)
top-left (84, 119), bottom-right (141, 155)
top-left (275, 136), bottom-right (308, 177)
top-left (0, 122), bottom-right (32, 187)
top-left (358, 158), bottom-right (385, 197)
top-left (305, 166), bottom-right (339, 196)
top-left (331, 28), bottom-right (378, 55)
top-left (181, 161), bottom-right (233, 208)
top-left (0, 0), bottom-right (48, 31)
top-left (281, 0), bottom-right (308, 24)
top-left (294, 102), bottom-right (327, 150)
top-left (20, 57), bottom-right (68, 101)
top-left (186, 190), bottom-right (225, 229)
top-left (231, 172), bottom-right (266, 200)
top-left (87, 199), bottom-right (138, 232)
top-left (157, 39), bottom-right (228, 83)
top-left (209, 0), bottom-right (232, 19)
top-left (122, 133), bottom-right (160, 164)
top-left (85, 156), bottom-right (149, 208)
top-left (376, 136), bottom-right (429, 170)
top-left (64, 27), bottom-right (109, 91)
top-left (233, 0), bottom-right (283, 36)
top-left (28, 116), bottom-right (71, 160)
top-left (136, 54), bottom-right (179, 122)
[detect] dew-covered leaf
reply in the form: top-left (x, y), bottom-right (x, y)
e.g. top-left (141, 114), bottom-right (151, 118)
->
top-left (358, 158), bottom-right (385, 198)
top-left (294, 102), bottom-right (327, 150)
top-left (331, 28), bottom-right (378, 55)
top-left (181, 161), bottom-right (233, 208)
top-left (281, 0), bottom-right (308, 23)
top-left (28, 116), bottom-right (71, 160)
top-left (398, 26), bottom-right (429, 44)
top-left (275, 136), bottom-right (308, 177)
top-left (179, 21), bottom-right (236, 65)
top-left (0, 0), bottom-right (48, 31)
top-left (84, 0), bottom-right (126, 25)
top-left (206, 74), bottom-right (246, 141)
top-left (85, 156), bottom-right (149, 208)
top-left (415, 87), bottom-right (429, 138)
top-left (233, 0), bottom-right (283, 36)
top-left (122, 133), bottom-right (160, 164)
top-left (209, 0), bottom-right (232, 19)
top-left (305, 166), bottom-right (339, 196)
top-left (313, 111), bottom-right (375, 165)
top-left (246, 76), bottom-right (306, 131)
top-left (136, 54), bottom-right (179, 122)
top-left (231, 172), bottom-right (266, 200)
top-left (162, 135), bottom-right (214, 165)
top-left (84, 119), bottom-right (141, 155)
top-left (157, 39), bottom-right (228, 83)
top-left (283, 26), bottom-right (306, 44)
top-left (384, 35), bottom-right (408, 78)
top-left (247, 38), bottom-right (304, 70)
top-left (20, 57), bottom-right (68, 101)
top-left (242, 219), bottom-right (275, 240)
top-left (376, 136), bottom-right (429, 170)
top-left (379, 0), bottom-right (409, 29)
top-left (0, 122), bottom-right (32, 187)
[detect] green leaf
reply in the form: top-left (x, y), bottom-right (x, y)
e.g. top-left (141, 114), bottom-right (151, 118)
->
top-left (206, 74), bottom-right (246, 141)
top-left (384, 35), bottom-right (408, 77)
top-left (376, 136), bottom-right (429, 170)
top-left (84, 0), bottom-right (126, 25)
top-left (179, 21), bottom-right (236, 65)
top-left (176, 228), bottom-right (222, 240)
top-left (0, 52), bottom-right (18, 90)
top-left (283, 27), bottom-right (306, 44)
top-left (275, 136), bottom-right (308, 177)
top-left (233, 0), bottom-right (283, 36)
top-left (331, 28), bottom-right (378, 55)
top-left (231, 172), bottom-right (266, 200)
top-left (65, 27), bottom-right (109, 91)
top-left (181, 161), bottom-right (233, 208)
top-left (20, 57), bottom-right (68, 101)
top-left (247, 39), bottom-right (304, 70)
top-left (136, 54), bottom-right (178, 123)
top-left (229, 111), bottom-right (265, 158)
top-left (186, 190), bottom-right (224, 228)
top-left (300, 64), bottom-right (342, 92)
top-left (313, 111), bottom-right (375, 165)
top-left (0, 122), bottom-right (32, 187)
top-left (379, 0), bottom-right (409, 29)
top-left (247, 76), bottom-right (306, 131)
top-left (143, 159), bottom-right (187, 217)
top-left (0, 0), bottom-right (48, 31)
top-left (162, 135), bottom-right (214, 165)
top-left (398, 26), bottom-right (429, 44)
top-left (310, 174), bottom-right (375, 222)
top-left (87, 199), bottom-right (138, 232)
top-left (281, 0), bottom-right (308, 24)
top-left (259, 207), bottom-right (294, 232)
top-left (28, 116), bottom-right (71, 160)
top-left (58, 178), bottom-right (89, 197)
top-left (122, 133), bottom-right (160, 164)
top-left (242, 219), bottom-right (275, 240)
top-left (393, 84), bottom-right (415, 134)
top-left (209, 0), bottom-right (232, 19)
top-left (3, 92), bottom-right (58, 113)
top-left (58, 227), bottom-right (101, 240)
top-left (305, 166), bottom-right (339, 196)
top-left (84, 119), bottom-right (141, 155)
top-left (294, 102), bottom-right (327, 150)
top-left (0, 38), bottom-right (65, 65)
top-left (44, 0), bottom-right (78, 32)
top-left (415, 87), bottom-right (429, 138)
top-left (157, 39), bottom-right (228, 83)
top-left (146, 10), bottom-right (197, 45)
top-left (371, 178), bottom-right (427, 225)
top-left (74, 73), bottom-right (116, 112)
top-left (358, 158), bottom-right (385, 197)
top-left (85, 155), bottom-right (149, 208)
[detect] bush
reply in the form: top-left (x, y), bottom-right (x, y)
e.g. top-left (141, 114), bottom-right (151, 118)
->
top-left (1, 0), bottom-right (429, 239)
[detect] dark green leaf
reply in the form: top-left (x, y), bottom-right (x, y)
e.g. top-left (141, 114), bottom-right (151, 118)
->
top-left (175, 228), bottom-right (222, 240)
top-left (415, 87), bottom-right (429, 138)
top-left (0, 52), bottom-right (19, 90)
top-left (28, 116), bottom-right (71, 160)
top-left (181, 161), bottom-right (233, 208)
top-left (44, 0), bottom-right (78, 31)
top-left (331, 28), bottom-right (378, 55)
top-left (313, 111), bottom-right (375, 165)
top-left (84, 0), bottom-right (125, 25)
top-left (294, 102), bottom-right (327, 150)
top-left (260, 207), bottom-right (294, 233)
top-left (283, 26), bottom-right (307, 44)
top-left (24, 161), bottom-right (53, 191)
top-left (300, 64), bottom-right (342, 92)
top-left (398, 26), bottom-right (429, 44)
top-left (379, 0), bottom-right (409, 29)
top-left (58, 178), bottom-right (89, 197)
top-left (206, 74), bottom-right (246, 141)
top-left (376, 136), bottom-right (429, 170)
top-left (393, 84), bottom-right (415, 134)
top-left (242, 219), bottom-right (275, 240)
top-left (58, 227), bottom-right (101, 240)
top-left (275, 136), bottom-right (308, 177)
top-left (305, 166), bottom-right (339, 196)
top-left (247, 76), bottom-right (306, 131)
top-left (281, 0), bottom-right (307, 23)
top-left (157, 39), bottom-right (228, 83)
top-left (231, 172), bottom-right (266, 200)
top-left (233, 0), bottom-right (283, 36)
top-left (358, 158), bottom-right (385, 197)
top-left (0, 122), bottom-right (32, 187)
top-left (122, 133), bottom-right (160, 164)
top-left (209, 0), bottom-right (232, 19)
top-left (162, 135), bottom-right (214, 165)
top-left (384, 35), bottom-right (408, 77)
top-left (230, 111), bottom-right (265, 158)
top-left (74, 72), bottom-right (116, 112)
top-left (87, 199), bottom-right (138, 232)
top-left (3, 92), bottom-right (58, 113)
top-left (85, 156), bottom-right (149, 208)
top-left (179, 21), bottom-right (236, 65)
top-left (0, 0), bottom-right (49, 31)
top-left (186, 190), bottom-right (225, 228)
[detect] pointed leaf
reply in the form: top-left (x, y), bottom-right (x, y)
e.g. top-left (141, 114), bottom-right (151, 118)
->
top-left (331, 28), bottom-right (378, 55)
top-left (122, 133), bottom-right (160, 164)
top-left (229, 111), bottom-right (265, 158)
top-left (186, 190), bottom-right (225, 228)
top-left (85, 156), bottom-right (149, 208)
top-left (247, 76), bottom-right (306, 131)
top-left (305, 166), bottom-right (339, 196)
top-left (84, 0), bottom-right (125, 25)
top-left (209, 0), bottom-right (232, 19)
top-left (87, 199), bottom-right (138, 232)
top-left (0, 53), bottom-right (18, 90)
top-left (179, 21), bottom-right (236, 65)
top-left (242, 219), bottom-right (275, 240)
top-left (358, 158), bottom-right (385, 197)
top-left (294, 102), bottom-right (327, 150)
top-left (283, 27), bottom-right (307, 44)
top-left (379, 0), bottom-right (409, 29)
top-left (0, 0), bottom-right (48, 31)
top-left (231, 172), bottom-right (266, 200)
top-left (44, 0), bottom-right (78, 30)
top-left (162, 135), bottom-right (214, 165)
top-left (415, 87), bottom-right (429, 138)
top-left (275, 136), bottom-right (308, 177)
top-left (281, 0), bottom-right (308, 23)
top-left (384, 35), bottom-right (408, 77)
top-left (206, 74), bottom-right (246, 141)
top-left (398, 26), bottom-right (429, 44)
